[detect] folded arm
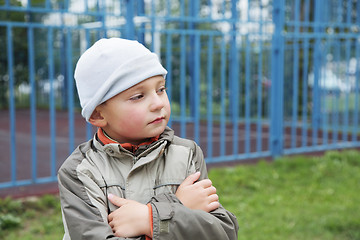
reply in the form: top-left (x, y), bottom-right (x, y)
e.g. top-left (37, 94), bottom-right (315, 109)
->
top-left (58, 162), bottom-right (142, 240)
top-left (150, 192), bottom-right (238, 240)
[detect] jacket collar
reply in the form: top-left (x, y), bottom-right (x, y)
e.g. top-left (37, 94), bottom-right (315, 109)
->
top-left (93, 127), bottom-right (174, 156)
top-left (97, 128), bottom-right (159, 152)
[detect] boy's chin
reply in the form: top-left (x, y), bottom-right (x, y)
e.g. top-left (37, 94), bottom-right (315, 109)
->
top-left (149, 125), bottom-right (166, 136)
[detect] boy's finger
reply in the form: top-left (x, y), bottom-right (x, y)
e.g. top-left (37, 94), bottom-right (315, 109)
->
top-left (181, 172), bottom-right (201, 186)
top-left (205, 186), bottom-right (217, 196)
top-left (108, 194), bottom-right (128, 207)
top-left (195, 178), bottom-right (212, 188)
top-left (207, 201), bottom-right (220, 212)
top-left (208, 193), bottom-right (219, 202)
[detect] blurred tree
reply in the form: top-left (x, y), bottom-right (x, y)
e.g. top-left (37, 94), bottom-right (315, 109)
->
top-left (0, 0), bottom-right (49, 109)
top-left (0, 0), bottom-right (27, 108)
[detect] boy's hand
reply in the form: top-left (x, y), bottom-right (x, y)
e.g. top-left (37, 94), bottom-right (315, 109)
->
top-left (176, 172), bottom-right (220, 212)
top-left (107, 194), bottom-right (151, 238)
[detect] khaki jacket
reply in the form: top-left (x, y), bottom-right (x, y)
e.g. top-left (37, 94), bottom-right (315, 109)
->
top-left (58, 127), bottom-right (239, 240)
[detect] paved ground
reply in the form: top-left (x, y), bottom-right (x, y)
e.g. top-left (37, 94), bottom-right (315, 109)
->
top-left (0, 109), bottom-right (91, 198)
top-left (0, 109), bottom-right (358, 198)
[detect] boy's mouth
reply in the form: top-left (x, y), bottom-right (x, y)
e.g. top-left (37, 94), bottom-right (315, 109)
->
top-left (149, 117), bottom-right (165, 124)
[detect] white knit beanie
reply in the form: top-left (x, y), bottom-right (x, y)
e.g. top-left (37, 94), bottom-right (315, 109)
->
top-left (74, 38), bottom-right (167, 122)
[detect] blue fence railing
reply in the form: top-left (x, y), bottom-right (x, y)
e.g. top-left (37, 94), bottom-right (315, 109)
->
top-left (0, 0), bottom-right (359, 190)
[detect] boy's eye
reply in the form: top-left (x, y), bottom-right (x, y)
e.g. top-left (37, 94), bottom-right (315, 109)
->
top-left (129, 94), bottom-right (143, 101)
top-left (158, 87), bottom-right (167, 93)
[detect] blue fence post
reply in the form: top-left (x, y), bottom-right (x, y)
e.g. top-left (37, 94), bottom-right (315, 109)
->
top-left (354, 4), bottom-right (360, 142)
top-left (193, 34), bottom-right (201, 144)
top-left (28, 26), bottom-right (38, 183)
top-left (256, 2), bottom-right (264, 152)
top-left (311, 0), bottom-right (323, 146)
top-left (206, 36), bottom-right (214, 162)
top-left (270, 0), bottom-right (285, 158)
top-left (66, 30), bottom-right (75, 153)
top-left (180, 34), bottom-right (187, 138)
top-left (60, 1), bottom-right (67, 110)
top-left (165, 33), bottom-right (173, 127)
top-left (150, 0), bottom-right (155, 50)
top-left (230, 0), bottom-right (239, 157)
top-left (7, 25), bottom-right (17, 185)
top-left (137, 0), bottom-right (145, 43)
top-left (220, 38), bottom-right (226, 157)
top-left (290, 0), bottom-right (300, 149)
top-left (301, 0), bottom-right (310, 147)
top-left (125, 0), bottom-right (135, 39)
top-left (343, 0), bottom-right (352, 142)
top-left (188, 0), bottom-right (200, 121)
top-left (48, 28), bottom-right (57, 180)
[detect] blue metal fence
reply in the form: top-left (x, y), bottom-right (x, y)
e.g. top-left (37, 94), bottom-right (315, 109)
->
top-left (0, 0), bottom-right (359, 190)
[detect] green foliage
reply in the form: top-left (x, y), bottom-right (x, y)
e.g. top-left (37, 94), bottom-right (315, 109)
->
top-left (0, 194), bottom-right (63, 239)
top-left (0, 197), bottom-right (23, 214)
top-left (0, 214), bottom-right (21, 230)
top-left (0, 0), bottom-right (28, 109)
top-left (0, 197), bottom-right (23, 235)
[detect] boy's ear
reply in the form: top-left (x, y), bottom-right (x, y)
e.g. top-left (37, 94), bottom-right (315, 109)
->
top-left (89, 107), bottom-right (106, 127)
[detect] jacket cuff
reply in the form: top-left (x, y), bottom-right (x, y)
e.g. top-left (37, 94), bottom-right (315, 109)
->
top-left (149, 193), bottom-right (182, 239)
top-left (146, 203), bottom-right (153, 239)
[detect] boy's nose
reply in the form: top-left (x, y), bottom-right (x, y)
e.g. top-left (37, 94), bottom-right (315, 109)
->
top-left (150, 94), bottom-right (165, 111)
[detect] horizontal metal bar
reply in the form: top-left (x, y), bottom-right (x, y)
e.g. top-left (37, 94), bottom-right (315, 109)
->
top-left (0, 176), bottom-right (57, 189)
top-left (0, 21), bottom-right (275, 37)
top-left (206, 151), bottom-right (272, 164)
top-left (284, 142), bottom-right (360, 155)
top-left (0, 5), bottom-right (118, 17)
top-left (284, 32), bottom-right (360, 39)
top-left (286, 20), bottom-right (360, 29)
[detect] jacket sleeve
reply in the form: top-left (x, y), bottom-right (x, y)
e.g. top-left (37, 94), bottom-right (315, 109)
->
top-left (150, 193), bottom-right (238, 240)
top-left (149, 144), bottom-right (239, 240)
top-left (58, 155), bottom-right (144, 240)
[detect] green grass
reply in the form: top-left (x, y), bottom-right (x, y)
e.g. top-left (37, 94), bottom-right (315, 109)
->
top-left (1, 150), bottom-right (360, 239)
top-left (0, 194), bottom-right (64, 239)
top-left (209, 150), bottom-right (360, 240)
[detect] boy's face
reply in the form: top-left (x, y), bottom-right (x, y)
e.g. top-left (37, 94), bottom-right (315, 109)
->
top-left (95, 75), bottom-right (171, 145)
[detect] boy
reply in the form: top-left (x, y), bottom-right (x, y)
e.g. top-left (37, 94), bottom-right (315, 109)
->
top-left (58, 38), bottom-right (239, 239)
